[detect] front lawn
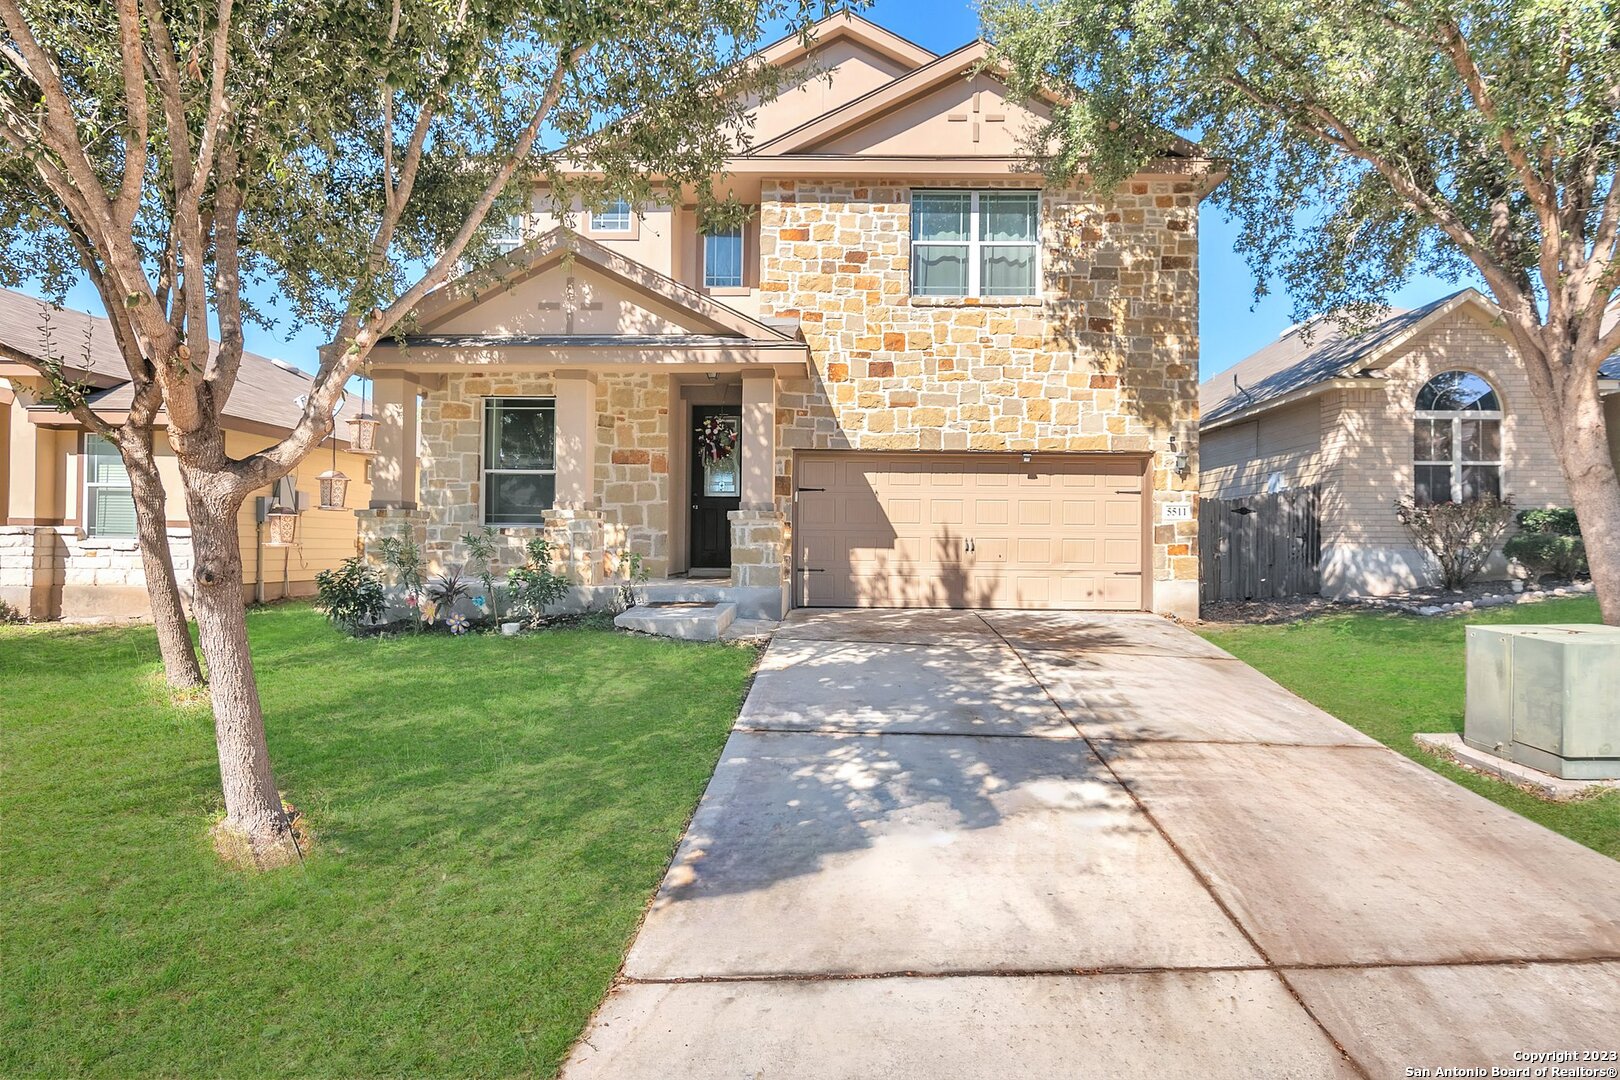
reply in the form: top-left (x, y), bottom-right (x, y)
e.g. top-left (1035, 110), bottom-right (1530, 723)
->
top-left (1198, 597), bottom-right (1620, 861)
top-left (1, 605), bottom-right (756, 1077)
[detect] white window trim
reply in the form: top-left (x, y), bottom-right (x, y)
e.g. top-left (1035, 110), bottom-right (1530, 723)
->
top-left (83, 433), bottom-right (136, 538)
top-left (1414, 404), bottom-right (1504, 504)
top-left (589, 198), bottom-right (634, 235)
top-left (481, 397), bottom-right (558, 527)
top-left (910, 189), bottom-right (1041, 299)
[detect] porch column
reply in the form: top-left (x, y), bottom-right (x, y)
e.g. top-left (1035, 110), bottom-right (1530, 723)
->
top-left (552, 370), bottom-right (598, 509)
top-left (370, 371), bottom-right (419, 509)
top-left (740, 369), bottom-right (776, 511)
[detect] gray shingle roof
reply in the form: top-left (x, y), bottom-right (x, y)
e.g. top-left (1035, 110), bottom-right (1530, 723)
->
top-left (1200, 290), bottom-right (1471, 427)
top-left (0, 287), bottom-right (353, 444)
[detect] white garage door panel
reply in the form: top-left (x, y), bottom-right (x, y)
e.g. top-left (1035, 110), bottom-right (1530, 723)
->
top-left (796, 453), bottom-right (1146, 611)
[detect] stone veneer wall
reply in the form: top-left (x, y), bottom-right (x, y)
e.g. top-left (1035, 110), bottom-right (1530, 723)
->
top-left (756, 178), bottom-right (1202, 611)
top-left (0, 525), bottom-right (196, 619)
top-left (412, 370), bottom-right (672, 578)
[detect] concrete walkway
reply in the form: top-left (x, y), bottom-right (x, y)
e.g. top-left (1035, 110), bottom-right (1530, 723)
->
top-left (563, 610), bottom-right (1620, 1079)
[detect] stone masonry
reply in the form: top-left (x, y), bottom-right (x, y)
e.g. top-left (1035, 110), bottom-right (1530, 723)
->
top-left (757, 179), bottom-right (1202, 608)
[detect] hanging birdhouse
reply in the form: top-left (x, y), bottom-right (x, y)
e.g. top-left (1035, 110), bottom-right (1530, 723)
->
top-left (317, 468), bottom-right (350, 511)
top-left (265, 503), bottom-right (299, 546)
top-left (345, 413), bottom-right (379, 456)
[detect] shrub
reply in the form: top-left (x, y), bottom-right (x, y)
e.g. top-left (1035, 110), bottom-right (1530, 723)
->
top-left (507, 537), bottom-right (569, 626)
top-left (315, 558), bottom-right (386, 633)
top-left (423, 564), bottom-right (476, 623)
top-left (1517, 507), bottom-right (1582, 537)
top-left (0, 598), bottom-right (24, 624)
top-left (1504, 532), bottom-right (1587, 580)
top-left (461, 526), bottom-right (504, 621)
top-left (1395, 495), bottom-right (1516, 590)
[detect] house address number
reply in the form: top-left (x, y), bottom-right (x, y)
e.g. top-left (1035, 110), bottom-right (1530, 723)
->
top-left (1162, 503), bottom-right (1193, 522)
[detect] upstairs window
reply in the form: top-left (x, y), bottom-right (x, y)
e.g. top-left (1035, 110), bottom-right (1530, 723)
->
top-left (1414, 371), bottom-right (1503, 504)
top-left (592, 197), bottom-right (633, 234)
top-left (491, 214), bottom-right (526, 256)
top-left (703, 224), bottom-right (745, 289)
top-left (911, 189), bottom-right (1039, 298)
top-left (84, 434), bottom-right (137, 537)
top-left (483, 398), bottom-right (556, 525)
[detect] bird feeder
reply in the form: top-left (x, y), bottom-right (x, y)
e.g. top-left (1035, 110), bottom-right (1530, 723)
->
top-left (317, 468), bottom-right (350, 511)
top-left (265, 503), bottom-right (299, 546)
top-left (345, 412), bottom-right (379, 455)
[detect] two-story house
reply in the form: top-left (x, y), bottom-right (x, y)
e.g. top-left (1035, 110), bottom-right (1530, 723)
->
top-left (357, 12), bottom-right (1209, 621)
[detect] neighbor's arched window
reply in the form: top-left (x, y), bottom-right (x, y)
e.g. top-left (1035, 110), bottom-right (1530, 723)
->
top-left (1414, 370), bottom-right (1502, 504)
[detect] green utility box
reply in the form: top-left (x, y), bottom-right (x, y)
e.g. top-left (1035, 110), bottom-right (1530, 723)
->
top-left (1465, 624), bottom-right (1620, 780)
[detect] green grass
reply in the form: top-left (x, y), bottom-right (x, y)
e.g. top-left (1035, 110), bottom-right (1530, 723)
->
top-left (1, 605), bottom-right (758, 1078)
top-left (1198, 597), bottom-right (1620, 861)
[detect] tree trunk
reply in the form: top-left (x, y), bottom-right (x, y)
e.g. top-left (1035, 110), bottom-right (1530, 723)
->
top-left (1554, 378), bottom-right (1620, 625)
top-left (121, 432), bottom-right (205, 689)
top-left (185, 481), bottom-right (298, 868)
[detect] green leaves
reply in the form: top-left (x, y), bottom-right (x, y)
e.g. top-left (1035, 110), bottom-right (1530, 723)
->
top-left (983, 0), bottom-right (1620, 322)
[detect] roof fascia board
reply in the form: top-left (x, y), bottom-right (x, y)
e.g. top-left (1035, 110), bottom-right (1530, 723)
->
top-left (757, 11), bottom-right (936, 70)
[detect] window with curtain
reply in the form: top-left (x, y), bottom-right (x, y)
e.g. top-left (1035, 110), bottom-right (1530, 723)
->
top-left (84, 434), bottom-right (137, 537)
top-left (911, 189), bottom-right (1039, 298)
top-left (483, 398), bottom-right (556, 525)
top-left (1414, 370), bottom-right (1503, 504)
top-left (703, 225), bottom-right (745, 288)
top-left (592, 197), bottom-right (633, 233)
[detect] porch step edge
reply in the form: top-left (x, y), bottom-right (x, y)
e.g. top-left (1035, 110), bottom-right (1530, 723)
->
top-left (614, 602), bottom-right (738, 642)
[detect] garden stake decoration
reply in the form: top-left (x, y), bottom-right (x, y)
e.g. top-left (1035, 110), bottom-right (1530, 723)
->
top-left (447, 612), bottom-right (470, 635)
top-left (696, 414), bottom-right (738, 462)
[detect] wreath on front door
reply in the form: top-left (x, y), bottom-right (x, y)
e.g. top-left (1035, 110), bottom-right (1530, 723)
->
top-left (696, 415), bottom-right (738, 463)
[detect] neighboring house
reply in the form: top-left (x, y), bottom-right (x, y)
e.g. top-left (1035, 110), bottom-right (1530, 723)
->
top-left (1200, 288), bottom-right (1620, 598)
top-left (0, 288), bottom-right (373, 619)
top-left (359, 12), bottom-right (1209, 620)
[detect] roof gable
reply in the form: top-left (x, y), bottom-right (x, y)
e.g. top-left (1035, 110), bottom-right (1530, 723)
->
top-left (810, 69), bottom-right (1050, 157)
top-left (412, 229), bottom-right (789, 342)
top-left (1199, 289), bottom-right (1490, 427)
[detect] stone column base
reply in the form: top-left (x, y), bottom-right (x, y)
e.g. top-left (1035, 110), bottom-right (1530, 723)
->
top-left (729, 509), bottom-right (789, 619)
top-left (542, 508), bottom-right (607, 586)
top-left (0, 525), bottom-right (59, 620)
top-left (355, 508), bottom-right (430, 563)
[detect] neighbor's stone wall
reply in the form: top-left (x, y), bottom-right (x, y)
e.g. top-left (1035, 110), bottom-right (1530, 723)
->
top-left (414, 370), bottom-right (672, 579)
top-left (757, 178), bottom-right (1202, 607)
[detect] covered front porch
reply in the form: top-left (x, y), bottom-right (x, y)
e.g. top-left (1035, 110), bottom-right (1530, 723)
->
top-left (353, 229), bottom-right (807, 620)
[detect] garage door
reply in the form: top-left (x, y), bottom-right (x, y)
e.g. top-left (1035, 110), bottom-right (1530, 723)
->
top-left (795, 453), bottom-right (1146, 610)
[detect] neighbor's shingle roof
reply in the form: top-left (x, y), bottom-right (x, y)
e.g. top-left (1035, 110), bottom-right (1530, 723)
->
top-left (1199, 291), bottom-right (1473, 426)
top-left (0, 287), bottom-right (353, 444)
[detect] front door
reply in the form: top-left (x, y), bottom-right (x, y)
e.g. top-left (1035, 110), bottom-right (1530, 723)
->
top-left (689, 405), bottom-right (742, 570)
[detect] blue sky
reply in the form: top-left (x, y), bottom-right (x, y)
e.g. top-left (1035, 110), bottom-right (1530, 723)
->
top-left (42, 0), bottom-right (1468, 383)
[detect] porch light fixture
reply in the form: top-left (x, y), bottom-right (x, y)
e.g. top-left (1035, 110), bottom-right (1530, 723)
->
top-left (346, 374), bottom-right (379, 455)
top-left (1169, 434), bottom-right (1190, 476)
top-left (265, 502), bottom-right (299, 546)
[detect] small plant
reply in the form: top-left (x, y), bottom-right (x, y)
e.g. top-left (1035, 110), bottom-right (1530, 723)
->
top-left (462, 526), bottom-right (504, 621)
top-left (507, 537), bottom-right (570, 627)
top-left (424, 564), bottom-right (476, 623)
top-left (1505, 508), bottom-right (1587, 581)
top-left (1395, 495), bottom-right (1516, 590)
top-left (315, 557), bottom-right (387, 633)
top-left (0, 597), bottom-right (24, 624)
top-left (377, 534), bottom-right (426, 629)
top-left (613, 549), bottom-right (649, 611)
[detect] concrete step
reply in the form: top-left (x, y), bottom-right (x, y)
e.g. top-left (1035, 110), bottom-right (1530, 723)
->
top-left (637, 582), bottom-right (735, 604)
top-left (614, 602), bottom-right (738, 642)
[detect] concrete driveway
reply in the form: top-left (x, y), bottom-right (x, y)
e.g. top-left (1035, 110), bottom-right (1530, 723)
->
top-left (563, 610), bottom-right (1620, 1079)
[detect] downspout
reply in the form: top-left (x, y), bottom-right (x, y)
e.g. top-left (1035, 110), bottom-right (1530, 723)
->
top-left (254, 516), bottom-right (265, 604)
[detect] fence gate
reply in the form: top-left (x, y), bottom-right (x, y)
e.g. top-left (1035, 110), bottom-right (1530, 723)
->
top-left (1198, 485), bottom-right (1322, 605)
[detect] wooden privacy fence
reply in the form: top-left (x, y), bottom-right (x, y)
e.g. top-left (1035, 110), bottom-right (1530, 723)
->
top-left (1199, 485), bottom-right (1323, 604)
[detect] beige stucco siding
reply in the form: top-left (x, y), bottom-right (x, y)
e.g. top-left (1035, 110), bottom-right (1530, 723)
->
top-left (1201, 399), bottom-right (1326, 501)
